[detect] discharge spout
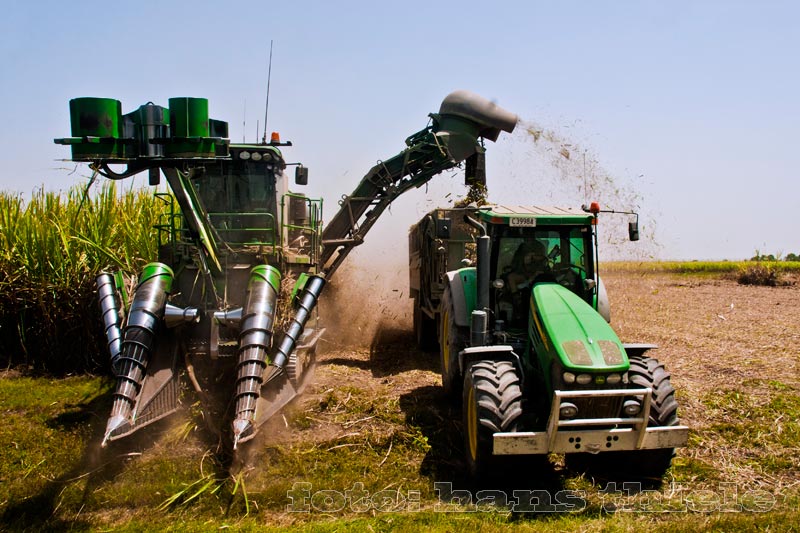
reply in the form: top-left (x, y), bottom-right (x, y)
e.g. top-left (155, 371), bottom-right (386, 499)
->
top-left (433, 90), bottom-right (518, 161)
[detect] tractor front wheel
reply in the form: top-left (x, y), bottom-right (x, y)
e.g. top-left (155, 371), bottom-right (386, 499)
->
top-left (566, 354), bottom-right (680, 482)
top-left (462, 360), bottom-right (523, 479)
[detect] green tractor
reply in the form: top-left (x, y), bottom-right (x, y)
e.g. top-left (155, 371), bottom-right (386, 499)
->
top-left (409, 204), bottom-right (688, 479)
top-left (55, 91), bottom-right (517, 450)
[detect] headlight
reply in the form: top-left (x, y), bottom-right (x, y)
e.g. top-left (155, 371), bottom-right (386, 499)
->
top-left (239, 151), bottom-right (251, 160)
top-left (563, 372), bottom-right (576, 384)
top-left (562, 340), bottom-right (592, 366)
top-left (559, 402), bottom-right (578, 419)
top-left (598, 340), bottom-right (624, 365)
top-left (607, 373), bottom-right (622, 385)
top-left (576, 374), bottom-right (592, 385)
top-left (623, 400), bottom-right (642, 416)
top-left (251, 152), bottom-right (262, 161)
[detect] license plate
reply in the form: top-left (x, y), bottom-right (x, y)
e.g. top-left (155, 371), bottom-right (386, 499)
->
top-left (509, 217), bottom-right (537, 227)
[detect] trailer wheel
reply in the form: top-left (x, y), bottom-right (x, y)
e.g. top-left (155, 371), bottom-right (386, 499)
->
top-left (566, 354), bottom-right (679, 481)
top-left (413, 299), bottom-right (438, 351)
top-left (439, 286), bottom-right (467, 401)
top-left (463, 360), bottom-right (523, 478)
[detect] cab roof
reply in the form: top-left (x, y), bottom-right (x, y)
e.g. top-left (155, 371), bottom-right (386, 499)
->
top-left (476, 204), bottom-right (593, 226)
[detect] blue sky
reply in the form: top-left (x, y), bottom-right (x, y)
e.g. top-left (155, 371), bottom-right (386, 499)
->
top-left (1, 1), bottom-right (797, 260)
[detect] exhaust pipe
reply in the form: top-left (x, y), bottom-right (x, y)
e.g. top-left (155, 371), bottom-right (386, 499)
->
top-left (96, 273), bottom-right (123, 375)
top-left (103, 263), bottom-right (173, 446)
top-left (232, 265), bottom-right (281, 448)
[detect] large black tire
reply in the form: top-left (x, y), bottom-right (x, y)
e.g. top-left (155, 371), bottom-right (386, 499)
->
top-left (413, 299), bottom-right (438, 352)
top-left (439, 286), bottom-right (467, 401)
top-left (566, 354), bottom-right (680, 481)
top-left (462, 360), bottom-right (523, 479)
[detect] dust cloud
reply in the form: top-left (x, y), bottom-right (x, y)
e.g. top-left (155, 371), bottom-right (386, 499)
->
top-left (319, 115), bottom-right (657, 347)
top-left (321, 246), bottom-right (413, 349)
top-left (493, 120), bottom-right (661, 261)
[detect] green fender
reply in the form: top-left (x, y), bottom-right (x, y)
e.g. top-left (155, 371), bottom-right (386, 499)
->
top-left (443, 268), bottom-right (477, 327)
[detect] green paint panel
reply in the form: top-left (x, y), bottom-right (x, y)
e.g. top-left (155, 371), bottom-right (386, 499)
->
top-left (250, 264), bottom-right (281, 293)
top-left (66, 97), bottom-right (125, 159)
top-left (169, 97), bottom-right (210, 138)
top-left (291, 273), bottom-right (310, 301)
top-left (140, 262), bottom-right (175, 292)
top-left (457, 267), bottom-right (477, 321)
top-left (69, 97), bottom-right (122, 138)
top-left (531, 282), bottom-right (628, 372)
top-left (164, 139), bottom-right (217, 158)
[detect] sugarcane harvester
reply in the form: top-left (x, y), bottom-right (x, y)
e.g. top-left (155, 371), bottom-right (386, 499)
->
top-left (55, 90), bottom-right (517, 449)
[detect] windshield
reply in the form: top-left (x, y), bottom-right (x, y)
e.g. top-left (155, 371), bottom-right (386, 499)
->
top-left (493, 225), bottom-right (593, 329)
top-left (494, 226), bottom-right (591, 282)
top-left (191, 160), bottom-right (280, 245)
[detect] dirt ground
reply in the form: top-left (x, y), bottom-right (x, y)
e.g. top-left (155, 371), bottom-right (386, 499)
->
top-left (276, 270), bottom-right (800, 491)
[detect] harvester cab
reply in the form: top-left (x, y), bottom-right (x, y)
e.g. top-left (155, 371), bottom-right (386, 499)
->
top-left (55, 90), bottom-right (517, 451)
top-left (409, 205), bottom-right (688, 479)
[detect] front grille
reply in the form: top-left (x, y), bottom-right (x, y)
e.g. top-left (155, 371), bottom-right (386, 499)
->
top-left (572, 395), bottom-right (622, 419)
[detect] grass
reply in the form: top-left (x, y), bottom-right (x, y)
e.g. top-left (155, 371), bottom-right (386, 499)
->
top-left (1, 371), bottom-right (798, 532)
top-left (605, 260), bottom-right (800, 276)
top-left (701, 381), bottom-right (800, 474)
top-left (605, 260), bottom-right (800, 287)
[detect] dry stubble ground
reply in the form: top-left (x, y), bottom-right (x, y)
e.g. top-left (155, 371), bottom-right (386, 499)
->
top-left (2, 269), bottom-right (799, 530)
top-left (242, 270), bottom-right (800, 520)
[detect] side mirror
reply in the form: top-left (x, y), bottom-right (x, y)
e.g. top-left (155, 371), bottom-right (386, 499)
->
top-left (295, 165), bottom-right (308, 186)
top-left (629, 220), bottom-right (640, 241)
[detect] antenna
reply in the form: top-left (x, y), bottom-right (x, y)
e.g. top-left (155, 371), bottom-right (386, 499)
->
top-left (262, 40), bottom-right (274, 144)
top-left (243, 99), bottom-right (246, 143)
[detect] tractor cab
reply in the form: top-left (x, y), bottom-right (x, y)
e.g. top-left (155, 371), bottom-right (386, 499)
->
top-left (477, 208), bottom-right (597, 332)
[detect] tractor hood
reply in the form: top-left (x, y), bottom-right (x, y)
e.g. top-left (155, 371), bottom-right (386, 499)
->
top-left (530, 283), bottom-right (629, 373)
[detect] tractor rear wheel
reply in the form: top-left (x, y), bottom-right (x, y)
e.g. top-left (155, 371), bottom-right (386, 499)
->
top-left (567, 354), bottom-right (679, 482)
top-left (439, 286), bottom-right (467, 401)
top-left (462, 360), bottom-right (523, 479)
top-left (413, 298), bottom-right (438, 351)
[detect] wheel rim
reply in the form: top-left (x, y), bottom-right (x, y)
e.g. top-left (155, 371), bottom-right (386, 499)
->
top-left (466, 385), bottom-right (478, 461)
